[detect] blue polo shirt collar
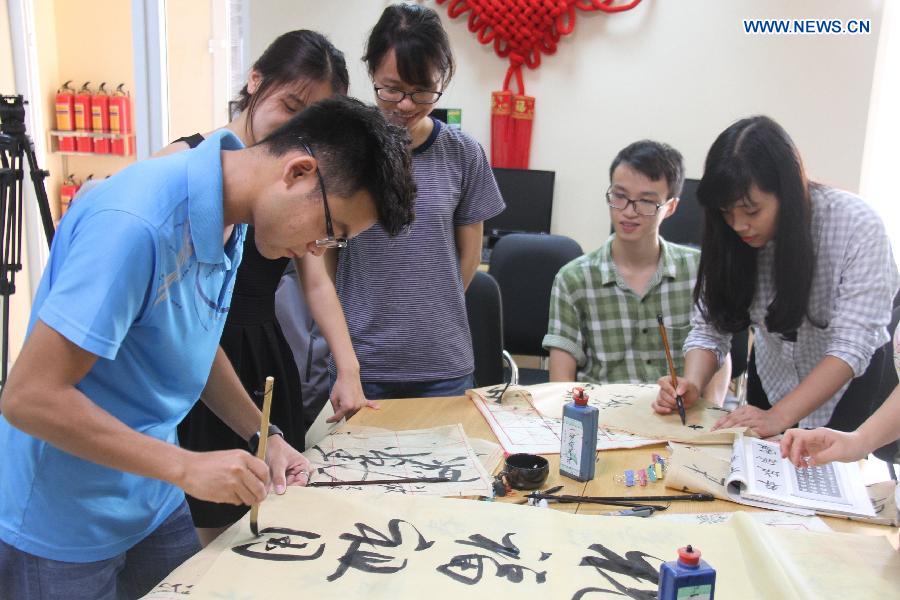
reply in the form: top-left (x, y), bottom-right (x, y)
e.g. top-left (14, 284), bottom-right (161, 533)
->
top-left (186, 129), bottom-right (244, 264)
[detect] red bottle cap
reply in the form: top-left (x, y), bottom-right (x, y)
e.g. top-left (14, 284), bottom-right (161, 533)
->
top-left (572, 387), bottom-right (588, 406)
top-left (678, 545), bottom-right (701, 566)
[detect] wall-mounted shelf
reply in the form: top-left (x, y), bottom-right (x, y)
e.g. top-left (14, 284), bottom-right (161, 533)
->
top-left (48, 131), bottom-right (135, 156)
top-left (50, 130), bottom-right (134, 140)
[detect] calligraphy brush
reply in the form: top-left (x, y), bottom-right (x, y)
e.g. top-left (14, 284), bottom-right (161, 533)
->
top-left (529, 494), bottom-right (668, 511)
top-left (250, 376), bottom-right (274, 537)
top-left (308, 476), bottom-right (451, 487)
top-left (657, 314), bottom-right (686, 425)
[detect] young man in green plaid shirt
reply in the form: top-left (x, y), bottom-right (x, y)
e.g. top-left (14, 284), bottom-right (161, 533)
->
top-left (542, 140), bottom-right (730, 403)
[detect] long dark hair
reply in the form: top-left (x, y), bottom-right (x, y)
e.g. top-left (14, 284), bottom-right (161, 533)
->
top-left (235, 30), bottom-right (349, 139)
top-left (695, 116), bottom-right (816, 336)
top-left (363, 3), bottom-right (455, 89)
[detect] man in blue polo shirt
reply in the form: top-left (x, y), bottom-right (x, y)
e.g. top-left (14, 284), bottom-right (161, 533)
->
top-left (0, 96), bottom-right (415, 598)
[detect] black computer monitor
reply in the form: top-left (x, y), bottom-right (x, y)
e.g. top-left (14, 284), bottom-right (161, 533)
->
top-left (484, 167), bottom-right (555, 236)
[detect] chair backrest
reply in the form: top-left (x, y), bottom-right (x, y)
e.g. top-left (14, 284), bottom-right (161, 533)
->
top-left (659, 178), bottom-right (702, 248)
top-left (488, 233), bottom-right (583, 356)
top-left (464, 271), bottom-right (506, 387)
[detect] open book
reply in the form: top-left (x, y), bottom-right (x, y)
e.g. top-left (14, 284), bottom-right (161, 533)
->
top-left (726, 436), bottom-right (875, 518)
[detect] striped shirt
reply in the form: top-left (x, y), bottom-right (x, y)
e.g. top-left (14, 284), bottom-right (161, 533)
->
top-left (333, 118), bottom-right (505, 382)
top-left (685, 185), bottom-right (900, 428)
top-left (543, 236), bottom-right (700, 383)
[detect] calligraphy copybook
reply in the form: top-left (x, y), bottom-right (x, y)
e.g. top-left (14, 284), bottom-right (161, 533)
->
top-left (666, 441), bottom-right (896, 525)
top-left (724, 436), bottom-right (874, 518)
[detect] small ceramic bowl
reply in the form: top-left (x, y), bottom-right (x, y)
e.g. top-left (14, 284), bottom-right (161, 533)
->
top-left (503, 453), bottom-right (550, 490)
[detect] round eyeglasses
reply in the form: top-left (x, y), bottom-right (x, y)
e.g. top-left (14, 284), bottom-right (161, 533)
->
top-left (606, 188), bottom-right (674, 217)
top-left (374, 86), bottom-right (443, 105)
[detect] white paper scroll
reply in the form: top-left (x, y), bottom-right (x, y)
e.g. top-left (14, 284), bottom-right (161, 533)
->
top-left (470, 382), bottom-right (748, 445)
top-left (302, 424), bottom-right (496, 497)
top-left (146, 486), bottom-right (900, 599)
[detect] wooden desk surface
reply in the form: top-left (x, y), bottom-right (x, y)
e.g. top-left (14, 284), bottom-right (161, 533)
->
top-left (346, 395), bottom-right (899, 548)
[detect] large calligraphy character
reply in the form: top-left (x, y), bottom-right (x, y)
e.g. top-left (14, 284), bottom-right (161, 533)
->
top-left (312, 446), bottom-right (477, 483)
top-left (328, 519), bottom-right (434, 582)
top-left (436, 532), bottom-right (548, 585)
top-left (231, 527), bottom-right (325, 562)
top-left (574, 543), bottom-right (660, 600)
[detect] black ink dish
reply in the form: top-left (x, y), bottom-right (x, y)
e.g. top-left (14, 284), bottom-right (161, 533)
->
top-left (503, 453), bottom-right (550, 490)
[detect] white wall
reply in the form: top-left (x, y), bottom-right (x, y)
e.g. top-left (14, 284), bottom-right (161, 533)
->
top-left (250, 0), bottom-right (884, 252)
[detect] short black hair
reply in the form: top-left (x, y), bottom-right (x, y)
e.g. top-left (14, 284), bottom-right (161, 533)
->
top-left (363, 3), bottom-right (455, 89)
top-left (259, 96), bottom-right (415, 236)
top-left (609, 140), bottom-right (685, 199)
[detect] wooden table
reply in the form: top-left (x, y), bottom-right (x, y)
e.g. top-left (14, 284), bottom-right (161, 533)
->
top-left (346, 395), bottom-right (899, 548)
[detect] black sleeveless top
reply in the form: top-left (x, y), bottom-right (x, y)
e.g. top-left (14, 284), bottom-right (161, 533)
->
top-left (174, 133), bottom-right (304, 528)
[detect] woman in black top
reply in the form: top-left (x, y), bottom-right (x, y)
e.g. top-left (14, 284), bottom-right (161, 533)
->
top-left (159, 30), bottom-right (372, 546)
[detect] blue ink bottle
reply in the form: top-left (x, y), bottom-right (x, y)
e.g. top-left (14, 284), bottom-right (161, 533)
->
top-left (559, 387), bottom-right (599, 481)
top-left (658, 545), bottom-right (716, 600)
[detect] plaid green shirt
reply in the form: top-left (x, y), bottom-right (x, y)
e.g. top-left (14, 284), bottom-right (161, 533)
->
top-left (542, 236), bottom-right (700, 384)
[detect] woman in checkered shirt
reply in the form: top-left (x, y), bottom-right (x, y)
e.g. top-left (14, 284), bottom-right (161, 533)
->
top-left (654, 116), bottom-right (898, 437)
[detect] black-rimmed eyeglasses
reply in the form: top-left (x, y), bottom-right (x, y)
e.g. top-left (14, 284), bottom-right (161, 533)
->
top-left (606, 187), bottom-right (674, 217)
top-left (374, 86), bottom-right (443, 105)
top-left (298, 139), bottom-right (348, 249)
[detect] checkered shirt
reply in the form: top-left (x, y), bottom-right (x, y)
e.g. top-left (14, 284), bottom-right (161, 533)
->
top-left (543, 236), bottom-right (700, 384)
top-left (685, 186), bottom-right (900, 428)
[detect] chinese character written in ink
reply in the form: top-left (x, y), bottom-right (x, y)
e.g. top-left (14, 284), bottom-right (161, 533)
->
top-left (758, 479), bottom-right (780, 492)
top-left (327, 519), bottom-right (434, 582)
top-left (151, 583), bottom-right (193, 595)
top-left (436, 532), bottom-right (548, 585)
top-left (685, 464), bottom-right (726, 487)
top-left (756, 467), bottom-right (780, 480)
top-left (687, 424), bottom-right (704, 430)
top-left (574, 543), bottom-right (660, 600)
top-left (484, 385), bottom-right (507, 402)
top-left (231, 527), bottom-right (325, 562)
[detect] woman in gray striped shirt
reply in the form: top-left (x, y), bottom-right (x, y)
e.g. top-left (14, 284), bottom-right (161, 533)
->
top-left (317, 4), bottom-right (505, 399)
top-left (654, 116), bottom-right (898, 437)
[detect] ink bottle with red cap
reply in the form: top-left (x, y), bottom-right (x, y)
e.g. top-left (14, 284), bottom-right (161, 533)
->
top-left (658, 545), bottom-right (716, 600)
top-left (559, 387), bottom-right (599, 481)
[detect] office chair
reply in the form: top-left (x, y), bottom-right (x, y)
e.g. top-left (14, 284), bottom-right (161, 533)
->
top-left (488, 233), bottom-right (583, 384)
top-left (464, 271), bottom-right (517, 387)
top-left (659, 178), bottom-right (702, 248)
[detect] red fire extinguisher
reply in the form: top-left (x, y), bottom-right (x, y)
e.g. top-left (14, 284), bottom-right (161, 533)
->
top-left (109, 84), bottom-right (133, 156)
top-left (55, 80), bottom-right (76, 152)
top-left (74, 82), bottom-right (94, 153)
top-left (59, 174), bottom-right (80, 217)
top-left (92, 83), bottom-right (111, 155)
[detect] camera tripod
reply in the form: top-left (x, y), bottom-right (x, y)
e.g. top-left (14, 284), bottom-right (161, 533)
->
top-left (0, 94), bottom-right (55, 386)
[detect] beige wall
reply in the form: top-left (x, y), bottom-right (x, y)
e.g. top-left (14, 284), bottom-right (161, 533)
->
top-left (250, 0), bottom-right (884, 253)
top-left (166, 0), bottom-right (217, 140)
